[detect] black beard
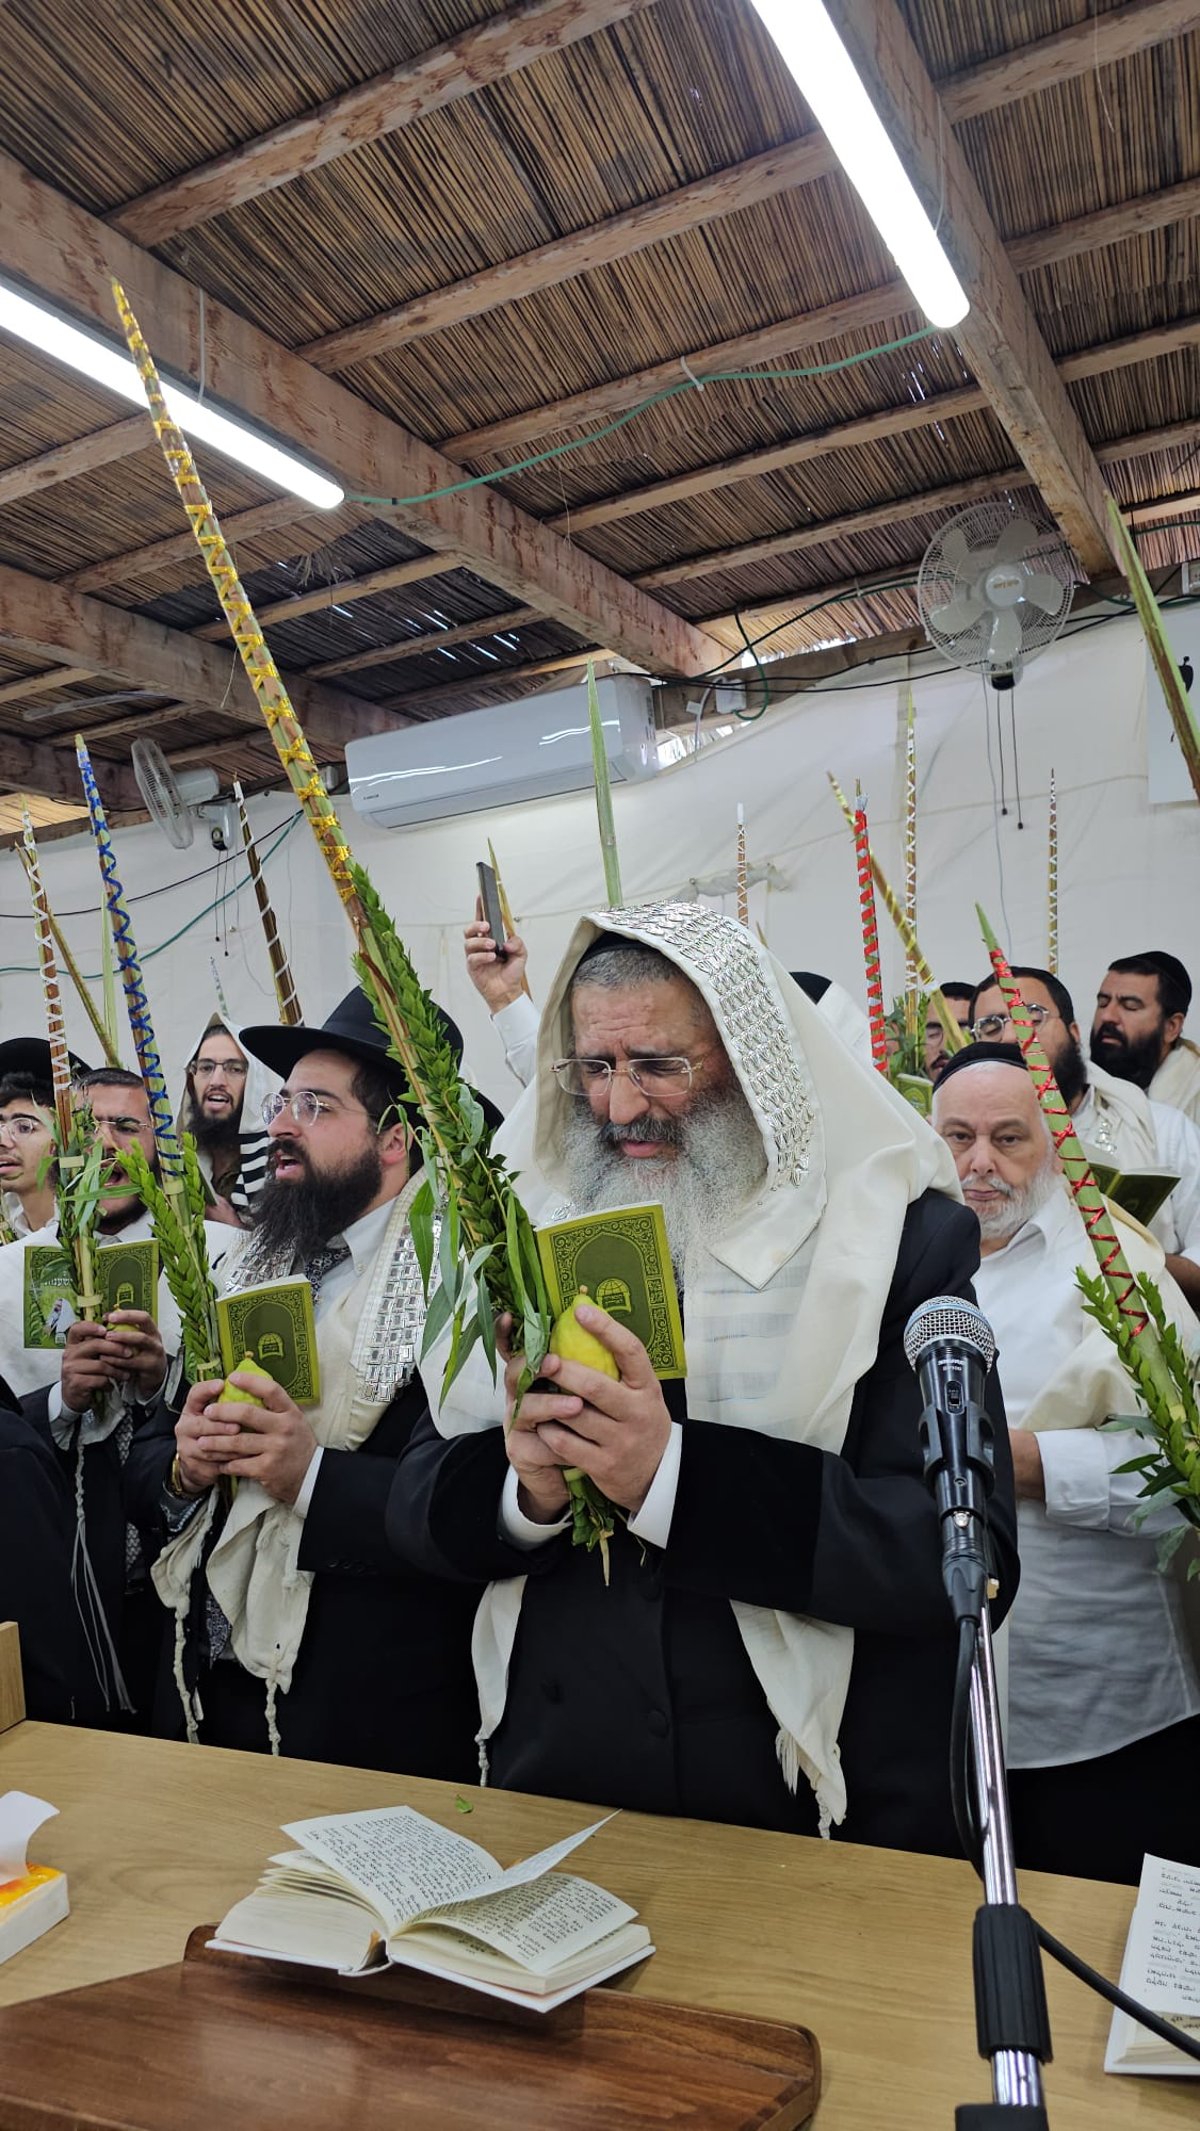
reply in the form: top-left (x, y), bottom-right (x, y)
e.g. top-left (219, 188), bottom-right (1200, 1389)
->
top-left (1051, 1037), bottom-right (1090, 1110)
top-left (190, 1108), bottom-right (242, 1155)
top-left (1089, 1022), bottom-right (1163, 1091)
top-left (252, 1141), bottom-right (383, 1259)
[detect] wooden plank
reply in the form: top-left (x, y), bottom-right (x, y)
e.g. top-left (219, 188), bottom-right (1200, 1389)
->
top-left (940, 0), bottom-right (1200, 125)
top-left (0, 1622), bottom-right (23, 1732)
top-left (191, 552), bottom-right (459, 639)
top-left (547, 323), bottom-right (1200, 538)
top-left (0, 664), bottom-right (95, 706)
top-left (300, 137), bottom-right (837, 371)
top-left (635, 470), bottom-right (1025, 590)
top-left (1008, 175), bottom-right (1200, 275)
top-left (0, 153), bottom-right (726, 678)
top-left (0, 731), bottom-right (140, 810)
top-left (306, 604), bottom-right (539, 678)
top-left (823, 0), bottom-right (1115, 576)
top-left (0, 418), bottom-right (148, 509)
top-left (110, 0), bottom-right (655, 247)
top-left (63, 499), bottom-right (316, 597)
top-left (0, 560), bottom-right (400, 756)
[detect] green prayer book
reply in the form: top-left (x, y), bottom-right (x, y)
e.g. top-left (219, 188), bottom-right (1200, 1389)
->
top-left (535, 1202), bottom-right (686, 1379)
top-left (1089, 1162), bottom-right (1179, 1229)
top-left (96, 1238), bottom-right (158, 1319)
top-left (216, 1276), bottom-right (320, 1405)
top-left (22, 1244), bottom-right (77, 1349)
top-left (894, 1072), bottom-right (933, 1118)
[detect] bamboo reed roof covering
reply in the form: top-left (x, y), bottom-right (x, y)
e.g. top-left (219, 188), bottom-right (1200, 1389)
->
top-left (0, 0), bottom-right (1196, 816)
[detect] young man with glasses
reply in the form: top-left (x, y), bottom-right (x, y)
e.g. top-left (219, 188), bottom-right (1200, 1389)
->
top-left (969, 964), bottom-right (1200, 1313)
top-left (0, 1074), bottom-right (56, 1239)
top-left (394, 909), bottom-right (1018, 1855)
top-left (178, 1012), bottom-right (275, 1225)
top-left (0, 1066), bottom-right (229, 1726)
top-left (146, 987), bottom-right (493, 1778)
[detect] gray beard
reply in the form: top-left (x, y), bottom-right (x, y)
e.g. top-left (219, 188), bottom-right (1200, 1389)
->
top-left (968, 1154), bottom-right (1058, 1245)
top-left (560, 1083), bottom-right (767, 1275)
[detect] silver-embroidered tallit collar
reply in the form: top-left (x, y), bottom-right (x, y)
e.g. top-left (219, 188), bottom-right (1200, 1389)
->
top-left (572, 902), bottom-right (819, 1189)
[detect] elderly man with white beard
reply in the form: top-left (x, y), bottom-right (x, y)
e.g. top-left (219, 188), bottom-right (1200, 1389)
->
top-left (391, 906), bottom-right (1019, 1856)
top-left (932, 1043), bottom-right (1200, 1884)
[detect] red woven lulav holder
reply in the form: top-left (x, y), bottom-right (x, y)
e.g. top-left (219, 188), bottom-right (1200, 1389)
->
top-left (853, 803), bottom-right (889, 1074)
top-left (983, 937), bottom-right (1149, 1338)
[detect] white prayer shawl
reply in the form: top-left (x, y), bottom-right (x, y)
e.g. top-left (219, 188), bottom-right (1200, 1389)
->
top-left (427, 903), bottom-right (962, 1833)
top-left (177, 1007), bottom-right (277, 1213)
top-left (1077, 1062), bottom-right (1172, 1252)
top-left (152, 1177), bottom-right (427, 1741)
top-left (1152, 1039), bottom-right (1200, 1130)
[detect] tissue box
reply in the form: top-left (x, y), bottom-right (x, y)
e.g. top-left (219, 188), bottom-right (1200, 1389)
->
top-left (0, 1865), bottom-right (69, 1964)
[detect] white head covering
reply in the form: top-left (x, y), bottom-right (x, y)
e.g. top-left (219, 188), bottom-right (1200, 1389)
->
top-left (435, 902), bottom-right (963, 1830)
top-left (177, 1007), bottom-right (276, 1212)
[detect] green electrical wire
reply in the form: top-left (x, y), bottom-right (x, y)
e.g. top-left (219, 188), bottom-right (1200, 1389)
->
top-left (347, 328), bottom-right (940, 513)
top-left (0, 814), bottom-right (301, 979)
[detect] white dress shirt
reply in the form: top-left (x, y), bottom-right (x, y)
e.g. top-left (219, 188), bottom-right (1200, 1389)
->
top-left (290, 1196), bottom-right (399, 1518)
top-left (491, 994), bottom-right (541, 1089)
top-left (974, 1181), bottom-right (1200, 1768)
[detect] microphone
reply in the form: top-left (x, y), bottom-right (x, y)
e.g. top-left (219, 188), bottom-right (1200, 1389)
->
top-left (903, 1297), bottom-right (999, 1625)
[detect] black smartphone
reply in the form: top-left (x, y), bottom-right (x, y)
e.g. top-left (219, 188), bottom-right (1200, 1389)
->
top-left (476, 860), bottom-right (508, 958)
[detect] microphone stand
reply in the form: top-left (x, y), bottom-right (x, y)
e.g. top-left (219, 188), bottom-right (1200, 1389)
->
top-left (919, 1383), bottom-right (1052, 2128)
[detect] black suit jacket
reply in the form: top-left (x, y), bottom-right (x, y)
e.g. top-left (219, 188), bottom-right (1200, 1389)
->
top-left (139, 1376), bottom-right (482, 1780)
top-left (387, 1191), bottom-right (1019, 1855)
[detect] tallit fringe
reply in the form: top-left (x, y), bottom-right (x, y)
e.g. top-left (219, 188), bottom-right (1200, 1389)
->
top-left (476, 1735), bottom-right (490, 1788)
top-left (171, 1604), bottom-right (201, 1746)
top-left (71, 1437), bottom-right (133, 1715)
top-left (265, 1659), bottom-right (282, 1757)
top-left (775, 1725), bottom-right (840, 1840)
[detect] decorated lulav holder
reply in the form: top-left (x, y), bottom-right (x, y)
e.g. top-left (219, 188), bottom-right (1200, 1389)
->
top-left (1047, 771), bottom-right (1058, 975)
top-left (12, 849), bottom-right (122, 1069)
top-left (902, 691), bottom-right (918, 1040)
top-left (829, 773), bottom-right (966, 1059)
top-left (109, 282), bottom-right (628, 1560)
top-left (852, 786), bottom-right (890, 1074)
top-left (234, 779), bottom-right (302, 1025)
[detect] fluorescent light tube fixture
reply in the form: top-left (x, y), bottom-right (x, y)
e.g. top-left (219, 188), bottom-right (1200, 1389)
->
top-left (0, 279), bottom-right (344, 509)
top-left (749, 0), bottom-right (969, 330)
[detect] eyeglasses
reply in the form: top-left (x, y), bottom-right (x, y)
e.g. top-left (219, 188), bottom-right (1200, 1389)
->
top-left (262, 1090), bottom-right (373, 1130)
top-left (191, 1058), bottom-right (248, 1079)
top-left (971, 1005), bottom-right (1056, 1041)
top-left (90, 1114), bottom-right (149, 1139)
top-left (552, 1055), bottom-right (701, 1099)
top-left (0, 1113), bottom-right (48, 1142)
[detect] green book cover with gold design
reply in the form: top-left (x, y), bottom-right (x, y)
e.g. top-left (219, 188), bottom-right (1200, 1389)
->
top-left (1089, 1162), bottom-right (1179, 1230)
top-left (535, 1203), bottom-right (686, 1379)
top-left (23, 1243), bottom-right (77, 1349)
top-left (216, 1275), bottom-right (320, 1405)
top-left (96, 1238), bottom-right (158, 1319)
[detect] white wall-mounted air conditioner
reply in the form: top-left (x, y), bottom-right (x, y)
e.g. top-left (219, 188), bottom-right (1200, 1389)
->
top-left (345, 672), bottom-right (660, 828)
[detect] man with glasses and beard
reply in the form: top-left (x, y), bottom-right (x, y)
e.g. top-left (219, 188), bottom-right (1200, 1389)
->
top-left (1091, 951), bottom-right (1200, 1128)
top-left (392, 907), bottom-right (1018, 1856)
top-left (970, 964), bottom-right (1200, 1313)
top-left (147, 989), bottom-right (486, 1777)
top-left (932, 1044), bottom-right (1200, 1882)
top-left (177, 1012), bottom-right (275, 1226)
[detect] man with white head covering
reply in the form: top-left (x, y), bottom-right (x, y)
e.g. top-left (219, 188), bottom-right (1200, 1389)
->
top-left (177, 1010), bottom-right (276, 1225)
top-left (393, 905), bottom-right (1018, 1852)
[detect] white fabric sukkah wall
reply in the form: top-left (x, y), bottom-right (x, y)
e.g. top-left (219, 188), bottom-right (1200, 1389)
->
top-left (1, 612), bottom-right (1196, 1112)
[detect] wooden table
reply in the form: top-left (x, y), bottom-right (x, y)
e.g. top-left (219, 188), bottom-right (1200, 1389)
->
top-left (0, 1721), bottom-right (1191, 2126)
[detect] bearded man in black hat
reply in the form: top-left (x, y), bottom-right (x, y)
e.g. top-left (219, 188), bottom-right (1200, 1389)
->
top-left (142, 988), bottom-right (492, 1775)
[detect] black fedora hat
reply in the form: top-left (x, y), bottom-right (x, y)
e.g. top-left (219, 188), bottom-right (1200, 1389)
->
top-left (0, 1036), bottom-right (93, 1086)
top-left (240, 986), bottom-right (504, 1132)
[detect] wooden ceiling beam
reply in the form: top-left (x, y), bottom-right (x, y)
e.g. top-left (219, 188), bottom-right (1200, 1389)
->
top-left (305, 604), bottom-right (539, 679)
top-left (940, 0), bottom-right (1200, 125)
top-left (64, 498), bottom-right (318, 597)
top-left (0, 663), bottom-right (96, 706)
top-left (0, 559), bottom-right (400, 754)
top-left (545, 317), bottom-right (1200, 536)
top-left (0, 152), bottom-right (725, 678)
top-left (634, 411), bottom-right (1200, 592)
top-left (1007, 174), bottom-right (1200, 276)
top-left (109, 0), bottom-right (655, 247)
top-left (190, 550), bottom-right (460, 639)
top-left (300, 137), bottom-right (836, 371)
top-left (823, 1), bottom-right (1115, 577)
top-left (0, 416), bottom-right (148, 509)
top-left (0, 728), bottom-right (140, 809)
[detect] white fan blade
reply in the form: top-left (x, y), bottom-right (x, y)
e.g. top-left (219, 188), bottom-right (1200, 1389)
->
top-left (1021, 570), bottom-right (1066, 618)
top-left (987, 517), bottom-right (1038, 568)
top-left (929, 591), bottom-right (986, 637)
top-left (940, 527), bottom-right (972, 576)
top-left (987, 608), bottom-right (1024, 668)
